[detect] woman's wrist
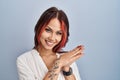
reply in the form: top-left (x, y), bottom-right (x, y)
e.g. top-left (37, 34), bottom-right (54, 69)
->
top-left (54, 59), bottom-right (63, 70)
top-left (62, 67), bottom-right (73, 76)
top-left (62, 66), bottom-right (70, 72)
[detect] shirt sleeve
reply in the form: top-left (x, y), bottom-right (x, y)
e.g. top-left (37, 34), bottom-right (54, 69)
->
top-left (71, 62), bottom-right (81, 80)
top-left (16, 57), bottom-right (39, 80)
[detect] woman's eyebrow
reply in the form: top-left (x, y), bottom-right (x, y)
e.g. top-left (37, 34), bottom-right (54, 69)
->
top-left (57, 30), bottom-right (63, 33)
top-left (47, 25), bottom-right (62, 32)
top-left (46, 25), bottom-right (52, 30)
top-left (47, 25), bottom-right (52, 28)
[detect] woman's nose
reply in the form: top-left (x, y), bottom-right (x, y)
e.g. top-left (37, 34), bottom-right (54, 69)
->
top-left (48, 33), bottom-right (56, 41)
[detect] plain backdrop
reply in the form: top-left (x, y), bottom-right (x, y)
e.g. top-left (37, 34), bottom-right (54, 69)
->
top-left (0, 0), bottom-right (120, 80)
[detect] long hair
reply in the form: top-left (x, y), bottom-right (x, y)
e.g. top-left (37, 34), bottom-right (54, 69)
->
top-left (34, 7), bottom-right (69, 52)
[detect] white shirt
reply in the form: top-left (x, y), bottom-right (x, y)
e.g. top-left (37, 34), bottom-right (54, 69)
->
top-left (16, 49), bottom-right (81, 80)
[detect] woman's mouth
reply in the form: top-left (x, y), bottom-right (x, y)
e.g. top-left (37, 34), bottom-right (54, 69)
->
top-left (45, 40), bottom-right (54, 47)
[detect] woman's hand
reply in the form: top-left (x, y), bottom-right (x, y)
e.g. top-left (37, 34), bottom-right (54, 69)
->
top-left (59, 45), bottom-right (84, 70)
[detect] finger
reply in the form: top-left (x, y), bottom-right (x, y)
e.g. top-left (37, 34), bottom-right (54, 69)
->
top-left (77, 45), bottom-right (84, 50)
top-left (74, 53), bottom-right (84, 60)
top-left (70, 46), bottom-right (84, 57)
top-left (71, 51), bottom-right (83, 59)
top-left (66, 45), bottom-right (84, 59)
top-left (70, 47), bottom-right (79, 53)
top-left (68, 53), bottom-right (84, 65)
top-left (69, 46), bottom-right (82, 55)
top-left (76, 45), bottom-right (85, 54)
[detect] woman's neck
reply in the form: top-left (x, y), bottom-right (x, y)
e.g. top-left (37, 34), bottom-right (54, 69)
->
top-left (36, 46), bottom-right (55, 57)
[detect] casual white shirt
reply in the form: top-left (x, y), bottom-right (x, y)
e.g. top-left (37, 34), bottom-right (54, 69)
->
top-left (16, 49), bottom-right (81, 80)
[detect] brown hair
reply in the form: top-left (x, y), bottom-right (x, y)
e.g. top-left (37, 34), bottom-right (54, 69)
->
top-left (34, 7), bottom-right (69, 52)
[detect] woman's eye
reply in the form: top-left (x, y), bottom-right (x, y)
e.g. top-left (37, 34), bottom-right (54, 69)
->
top-left (45, 28), bottom-right (51, 32)
top-left (56, 32), bottom-right (62, 35)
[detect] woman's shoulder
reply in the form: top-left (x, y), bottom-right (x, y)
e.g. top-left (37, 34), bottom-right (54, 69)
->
top-left (16, 49), bottom-right (39, 70)
top-left (17, 49), bottom-right (37, 61)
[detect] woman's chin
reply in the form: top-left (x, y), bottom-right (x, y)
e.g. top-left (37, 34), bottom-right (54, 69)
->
top-left (44, 46), bottom-right (53, 51)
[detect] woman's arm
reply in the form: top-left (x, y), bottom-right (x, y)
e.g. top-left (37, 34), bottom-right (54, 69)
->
top-left (62, 66), bottom-right (76, 80)
top-left (43, 59), bottom-right (62, 80)
top-left (44, 45), bottom-right (84, 80)
top-left (61, 45), bottom-right (84, 80)
top-left (17, 45), bottom-right (84, 80)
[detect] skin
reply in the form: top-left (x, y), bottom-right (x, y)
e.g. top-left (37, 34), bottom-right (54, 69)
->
top-left (37, 18), bottom-right (84, 80)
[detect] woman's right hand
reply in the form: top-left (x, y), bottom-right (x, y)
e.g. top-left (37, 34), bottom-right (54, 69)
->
top-left (59, 45), bottom-right (84, 68)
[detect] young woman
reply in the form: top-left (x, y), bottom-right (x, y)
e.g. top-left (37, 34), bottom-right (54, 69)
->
top-left (16, 7), bottom-right (84, 80)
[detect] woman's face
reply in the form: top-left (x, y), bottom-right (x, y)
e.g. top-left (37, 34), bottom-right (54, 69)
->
top-left (39, 18), bottom-right (63, 51)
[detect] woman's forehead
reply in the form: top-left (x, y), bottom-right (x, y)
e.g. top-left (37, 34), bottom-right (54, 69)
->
top-left (47, 18), bottom-right (62, 31)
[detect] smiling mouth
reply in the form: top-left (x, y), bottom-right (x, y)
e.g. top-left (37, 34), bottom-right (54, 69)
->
top-left (45, 40), bottom-right (55, 47)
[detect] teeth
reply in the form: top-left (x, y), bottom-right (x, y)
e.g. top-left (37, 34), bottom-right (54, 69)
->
top-left (47, 42), bottom-right (53, 45)
top-left (46, 40), bottom-right (54, 46)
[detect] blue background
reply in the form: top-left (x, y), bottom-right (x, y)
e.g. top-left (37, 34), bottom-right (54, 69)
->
top-left (0, 0), bottom-right (120, 80)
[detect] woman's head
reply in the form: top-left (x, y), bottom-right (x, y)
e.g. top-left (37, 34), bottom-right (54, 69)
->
top-left (34, 7), bottom-right (69, 52)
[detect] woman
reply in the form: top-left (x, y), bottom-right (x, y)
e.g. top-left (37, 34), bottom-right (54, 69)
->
top-left (16, 7), bottom-right (84, 80)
